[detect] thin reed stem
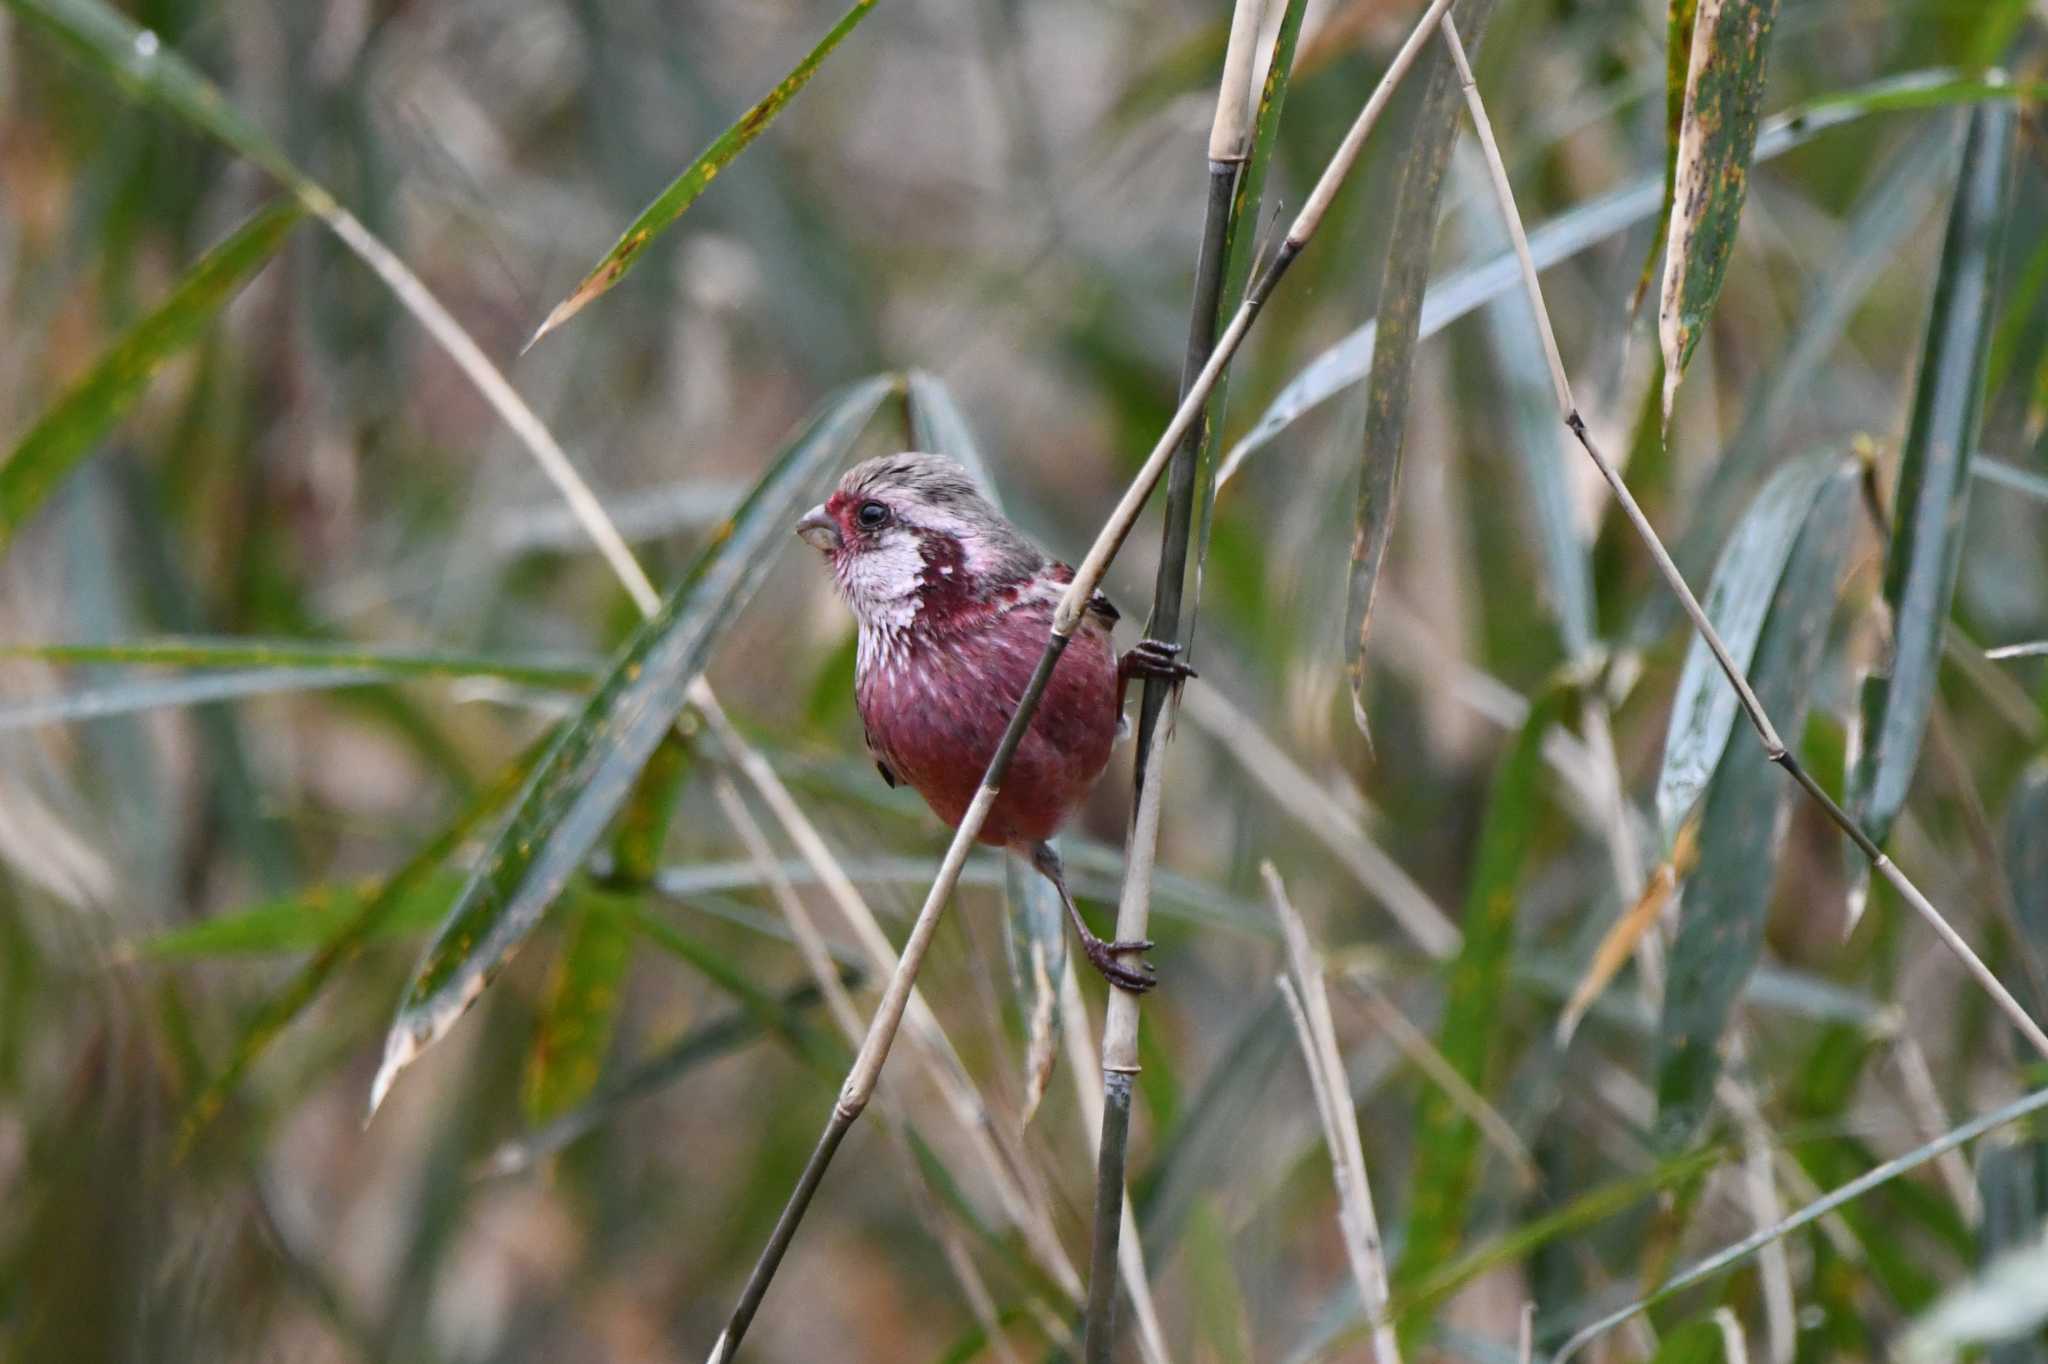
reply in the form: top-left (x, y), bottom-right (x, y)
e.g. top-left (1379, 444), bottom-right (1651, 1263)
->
top-left (1434, 14), bottom-right (2048, 1063)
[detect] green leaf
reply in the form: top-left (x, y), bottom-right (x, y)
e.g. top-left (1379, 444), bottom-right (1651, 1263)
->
top-left (368, 376), bottom-right (892, 1115)
top-left (526, 0), bottom-right (877, 348)
top-left (1221, 71), bottom-right (2045, 487)
top-left (1654, 460), bottom-right (1857, 1152)
top-left (1654, 452), bottom-right (1847, 843)
top-left (0, 200), bottom-right (301, 552)
top-left (521, 730), bottom-right (696, 1130)
top-left (0, 637), bottom-right (598, 690)
top-left (138, 871), bottom-right (464, 961)
top-left (1657, 0), bottom-right (1782, 424)
top-left (1396, 688), bottom-right (1558, 1311)
top-left (520, 895), bottom-right (635, 1127)
top-left (1343, 0), bottom-right (1502, 731)
top-left (1627, 0), bottom-right (1701, 313)
top-left (1847, 104), bottom-right (2016, 874)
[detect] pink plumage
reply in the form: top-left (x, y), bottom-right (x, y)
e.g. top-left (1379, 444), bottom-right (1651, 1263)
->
top-left (796, 453), bottom-right (1189, 992)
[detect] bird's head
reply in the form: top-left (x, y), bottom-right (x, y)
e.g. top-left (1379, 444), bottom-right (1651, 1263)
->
top-left (797, 452), bottom-right (1042, 629)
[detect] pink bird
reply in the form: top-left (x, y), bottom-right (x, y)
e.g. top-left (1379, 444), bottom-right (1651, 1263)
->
top-left (797, 452), bottom-right (1192, 992)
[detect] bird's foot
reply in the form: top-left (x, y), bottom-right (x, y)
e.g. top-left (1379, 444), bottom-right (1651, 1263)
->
top-left (1121, 639), bottom-right (1198, 685)
top-left (1078, 931), bottom-right (1157, 994)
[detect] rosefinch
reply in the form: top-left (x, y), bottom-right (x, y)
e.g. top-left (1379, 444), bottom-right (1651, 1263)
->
top-left (797, 452), bottom-right (1191, 992)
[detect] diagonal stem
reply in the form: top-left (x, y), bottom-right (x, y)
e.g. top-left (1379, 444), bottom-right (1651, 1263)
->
top-left (1434, 14), bottom-right (2048, 1062)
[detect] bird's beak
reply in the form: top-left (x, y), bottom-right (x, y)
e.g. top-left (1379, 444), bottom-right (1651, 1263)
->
top-left (796, 505), bottom-right (841, 553)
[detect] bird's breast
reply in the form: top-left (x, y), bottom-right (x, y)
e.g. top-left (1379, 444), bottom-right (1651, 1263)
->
top-left (856, 611), bottom-right (1120, 846)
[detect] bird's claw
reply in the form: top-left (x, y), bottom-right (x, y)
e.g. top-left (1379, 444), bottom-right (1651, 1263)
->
top-left (1080, 931), bottom-right (1158, 994)
top-left (1122, 639), bottom-right (1198, 685)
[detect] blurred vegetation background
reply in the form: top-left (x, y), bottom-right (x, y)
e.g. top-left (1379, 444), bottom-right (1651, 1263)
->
top-left (3, 0), bottom-right (2048, 1360)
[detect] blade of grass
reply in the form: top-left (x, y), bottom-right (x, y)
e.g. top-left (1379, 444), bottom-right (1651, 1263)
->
top-left (1395, 689), bottom-right (1559, 1334)
top-left (1342, 0), bottom-right (1500, 732)
top-left (0, 199), bottom-right (301, 551)
top-left (1845, 103), bottom-right (2015, 924)
top-left (369, 377), bottom-right (890, 1115)
top-left (1656, 0), bottom-right (1781, 426)
top-left (1654, 462), bottom-right (1857, 1151)
top-left (525, 0), bottom-right (876, 349)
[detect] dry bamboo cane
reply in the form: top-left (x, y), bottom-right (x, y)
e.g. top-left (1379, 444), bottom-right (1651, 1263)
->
top-left (707, 0), bottom-right (1463, 1356)
top-left (1431, 13), bottom-right (2048, 1058)
top-left (1078, 0), bottom-right (1265, 1353)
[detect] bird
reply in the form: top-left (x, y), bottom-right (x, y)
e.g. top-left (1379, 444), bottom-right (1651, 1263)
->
top-left (796, 451), bottom-right (1193, 993)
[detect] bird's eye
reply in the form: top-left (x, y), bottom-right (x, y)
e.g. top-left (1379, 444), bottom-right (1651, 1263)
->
top-left (856, 500), bottom-right (890, 529)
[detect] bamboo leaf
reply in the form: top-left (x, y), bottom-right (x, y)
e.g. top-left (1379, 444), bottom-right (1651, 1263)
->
top-left (1654, 460), bottom-right (1857, 1152)
top-left (523, 731), bottom-right (696, 1128)
top-left (521, 895), bottom-right (635, 1127)
top-left (0, 200), bottom-right (301, 552)
top-left (0, 637), bottom-right (599, 690)
top-left (525, 0), bottom-right (876, 349)
top-left (1657, 0), bottom-right (1782, 425)
top-left (367, 377), bottom-right (891, 1115)
top-left (0, 668), bottom-right (395, 732)
top-left (1655, 452), bottom-right (1846, 844)
top-left (1627, 0), bottom-right (1701, 313)
top-left (1343, 0), bottom-right (1501, 731)
top-left (137, 871), bottom-right (463, 961)
top-left (1396, 688), bottom-right (1559, 1311)
top-left (1846, 104), bottom-right (2015, 887)
top-left (1221, 72), bottom-right (2043, 486)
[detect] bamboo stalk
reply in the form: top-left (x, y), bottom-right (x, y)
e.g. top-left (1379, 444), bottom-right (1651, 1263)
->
top-left (709, 1), bottom-right (1462, 1353)
top-left (1433, 13), bottom-right (2048, 1062)
top-left (1081, 0), bottom-right (1265, 1351)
